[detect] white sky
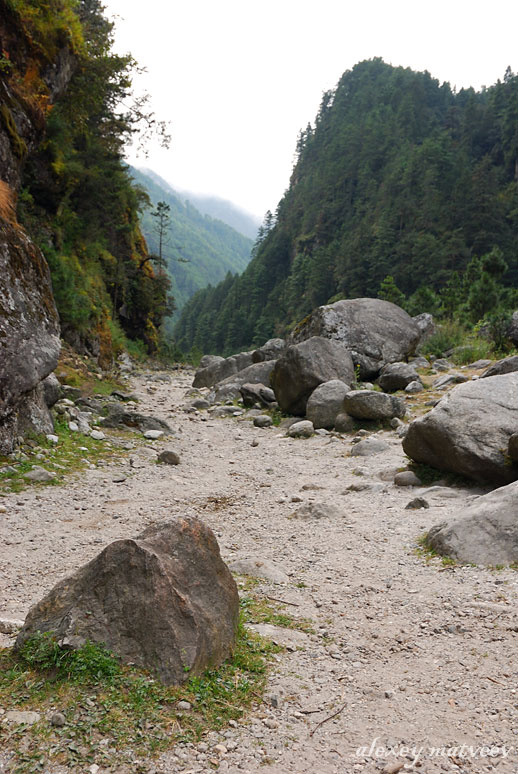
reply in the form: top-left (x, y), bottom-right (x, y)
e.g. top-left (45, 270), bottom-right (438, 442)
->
top-left (102, 0), bottom-right (518, 219)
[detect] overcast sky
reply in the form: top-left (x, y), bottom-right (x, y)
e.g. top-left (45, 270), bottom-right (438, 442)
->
top-left (102, 0), bottom-right (518, 219)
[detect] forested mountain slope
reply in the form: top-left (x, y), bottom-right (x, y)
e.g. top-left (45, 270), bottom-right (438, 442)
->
top-left (175, 59), bottom-right (518, 356)
top-left (130, 168), bottom-right (253, 322)
top-left (139, 168), bottom-right (260, 240)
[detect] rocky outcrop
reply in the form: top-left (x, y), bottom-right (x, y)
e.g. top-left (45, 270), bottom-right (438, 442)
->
top-left (425, 482), bottom-right (518, 565)
top-left (290, 298), bottom-right (420, 378)
top-left (15, 517), bottom-right (239, 686)
top-left (271, 337), bottom-right (355, 415)
top-left (0, 222), bottom-right (60, 452)
top-left (403, 373), bottom-right (518, 485)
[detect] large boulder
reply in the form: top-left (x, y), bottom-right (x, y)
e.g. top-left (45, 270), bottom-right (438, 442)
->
top-left (271, 337), bottom-right (355, 415)
top-left (481, 355), bottom-right (518, 378)
top-left (210, 361), bottom-right (276, 404)
top-left (425, 482), bottom-right (518, 565)
top-left (0, 222), bottom-right (60, 453)
top-left (240, 382), bottom-right (276, 408)
top-left (378, 362), bottom-right (421, 392)
top-left (306, 379), bottom-right (351, 429)
top-left (193, 351), bottom-right (254, 388)
top-left (403, 373), bottom-right (518, 485)
top-left (343, 390), bottom-right (406, 420)
top-left (289, 298), bottom-right (420, 378)
top-left (15, 518), bottom-right (239, 686)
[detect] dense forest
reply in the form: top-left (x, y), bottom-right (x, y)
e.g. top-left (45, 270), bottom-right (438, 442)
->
top-left (130, 168), bottom-right (253, 324)
top-left (7, 0), bottom-right (172, 363)
top-left (175, 59), bottom-right (518, 356)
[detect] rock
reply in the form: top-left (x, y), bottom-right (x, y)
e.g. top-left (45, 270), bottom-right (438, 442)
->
top-left (350, 437), bottom-right (390, 456)
top-left (343, 390), bottom-right (406, 420)
top-left (240, 382), bottom-right (276, 408)
top-left (50, 712), bottom-right (66, 727)
top-left (251, 338), bottom-right (287, 363)
top-left (210, 382), bottom-right (241, 404)
top-left (394, 470), bottom-right (422, 487)
top-left (287, 420), bottom-right (314, 438)
top-left (210, 405), bottom-right (242, 418)
top-left (431, 358), bottom-right (453, 371)
top-left (432, 372), bottom-right (468, 389)
top-left (481, 355), bottom-right (518, 378)
top-left (305, 379), bottom-right (351, 429)
top-left (334, 412), bottom-right (356, 433)
top-left (290, 502), bottom-right (341, 520)
top-left (412, 312), bottom-right (435, 340)
top-left (409, 356), bottom-right (430, 368)
top-left (23, 467), bottom-right (55, 482)
top-left (405, 380), bottom-right (423, 393)
top-left (229, 557), bottom-right (289, 584)
top-left (403, 373), bottom-right (518, 484)
top-left (158, 450), bottom-right (181, 465)
top-left (253, 415), bottom-right (273, 428)
top-left (46, 434), bottom-right (59, 444)
top-left (0, 618), bottom-right (23, 634)
top-left (3, 711), bottom-right (41, 726)
top-left (15, 517), bottom-right (239, 686)
top-left (193, 352), bottom-right (254, 388)
top-left (508, 434), bottom-right (518, 462)
top-left (290, 298), bottom-right (420, 379)
top-left (199, 354), bottom-right (224, 369)
top-left (0, 221), bottom-right (60, 454)
top-left (271, 337), bottom-right (355, 415)
top-left (42, 373), bottom-right (62, 408)
top-left (405, 497), bottom-right (429, 509)
top-left (425, 481), bottom-right (518, 564)
top-left (100, 407), bottom-right (171, 435)
top-left (378, 362), bottom-right (420, 392)
top-left (190, 398), bottom-right (211, 410)
top-left (469, 359), bottom-right (492, 369)
top-left (90, 430), bottom-right (105, 441)
top-left (177, 700), bottom-right (192, 711)
top-left (144, 430), bottom-right (164, 440)
top-left (215, 361), bottom-right (276, 392)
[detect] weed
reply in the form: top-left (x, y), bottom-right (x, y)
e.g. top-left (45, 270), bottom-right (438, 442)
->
top-left (0, 605), bottom-right (280, 771)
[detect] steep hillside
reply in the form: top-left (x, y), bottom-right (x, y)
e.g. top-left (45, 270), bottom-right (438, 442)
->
top-left (130, 167), bottom-right (253, 320)
top-left (10, 0), bottom-right (171, 360)
top-left (139, 168), bottom-right (260, 239)
top-left (175, 59), bottom-right (518, 355)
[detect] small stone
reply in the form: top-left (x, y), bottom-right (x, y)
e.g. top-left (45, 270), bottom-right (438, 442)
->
top-left (112, 475), bottom-right (127, 483)
top-left (0, 505), bottom-right (7, 514)
top-left (177, 700), bottom-right (192, 711)
top-left (143, 430), bottom-right (164, 440)
top-left (4, 710), bottom-right (41, 725)
top-left (287, 420), bottom-right (314, 438)
top-left (405, 497), bottom-right (430, 510)
top-left (50, 712), bottom-right (66, 727)
top-left (253, 415), bottom-right (273, 428)
top-left (157, 450), bottom-right (181, 465)
top-left (89, 765), bottom-right (100, 774)
top-left (214, 744), bottom-right (227, 755)
top-left (68, 421), bottom-right (80, 432)
top-left (405, 380), bottom-right (423, 393)
top-left (0, 618), bottom-right (23, 634)
top-left (46, 434), bottom-right (59, 445)
top-left (394, 470), bottom-right (422, 487)
top-left (90, 430), bottom-right (106, 441)
top-left (263, 718), bottom-right (279, 729)
top-left (384, 689), bottom-right (394, 698)
top-left (251, 439), bottom-right (259, 447)
top-left (23, 467), bottom-right (55, 483)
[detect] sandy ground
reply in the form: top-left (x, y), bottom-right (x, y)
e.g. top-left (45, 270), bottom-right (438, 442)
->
top-left (1, 368), bottom-right (517, 774)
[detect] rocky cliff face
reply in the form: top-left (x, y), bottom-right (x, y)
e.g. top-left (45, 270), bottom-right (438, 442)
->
top-left (0, 0), bottom-right (77, 452)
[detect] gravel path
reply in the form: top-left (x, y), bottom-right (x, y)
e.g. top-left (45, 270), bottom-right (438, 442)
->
top-left (1, 368), bottom-right (517, 774)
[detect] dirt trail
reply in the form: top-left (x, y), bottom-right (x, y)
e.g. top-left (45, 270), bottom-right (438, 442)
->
top-left (1, 368), bottom-right (517, 774)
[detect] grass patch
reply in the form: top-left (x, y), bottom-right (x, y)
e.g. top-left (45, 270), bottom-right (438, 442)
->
top-left (239, 594), bottom-right (315, 635)
top-left (0, 418), bottom-right (128, 494)
top-left (0, 607), bottom-right (280, 772)
top-left (415, 533), bottom-right (457, 567)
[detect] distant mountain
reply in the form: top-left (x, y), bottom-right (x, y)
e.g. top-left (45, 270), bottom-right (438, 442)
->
top-left (130, 167), bottom-right (253, 323)
top-left (137, 168), bottom-right (261, 240)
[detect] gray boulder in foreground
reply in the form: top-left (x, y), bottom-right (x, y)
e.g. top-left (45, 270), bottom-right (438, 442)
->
top-left (306, 379), bottom-right (351, 429)
top-left (343, 390), bottom-right (406, 420)
top-left (403, 373), bottom-right (518, 485)
top-left (15, 518), bottom-right (239, 686)
top-left (289, 298), bottom-right (420, 378)
top-left (426, 481), bottom-right (518, 565)
top-left (271, 337), bottom-right (354, 415)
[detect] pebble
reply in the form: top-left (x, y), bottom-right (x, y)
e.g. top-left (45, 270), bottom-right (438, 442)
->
top-left (158, 450), bottom-right (181, 465)
top-left (50, 711), bottom-right (66, 727)
top-left (214, 744), bottom-right (227, 755)
top-left (90, 430), bottom-right (106, 441)
top-left (177, 700), bottom-right (192, 711)
top-left (251, 439), bottom-right (259, 447)
top-left (143, 430), bottom-right (164, 440)
top-left (46, 434), bottom-right (59, 444)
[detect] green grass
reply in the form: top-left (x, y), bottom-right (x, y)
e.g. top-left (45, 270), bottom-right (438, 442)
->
top-left (239, 594), bottom-right (315, 635)
top-left (0, 418), bottom-right (128, 494)
top-left (0, 605), bottom-right (281, 772)
top-left (415, 533), bottom-right (457, 567)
